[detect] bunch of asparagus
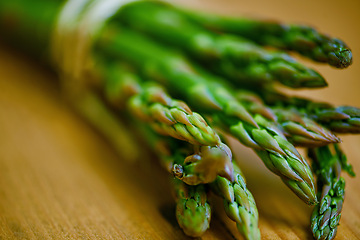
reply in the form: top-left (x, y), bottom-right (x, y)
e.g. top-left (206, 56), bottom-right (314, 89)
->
top-left (0, 0), bottom-right (357, 239)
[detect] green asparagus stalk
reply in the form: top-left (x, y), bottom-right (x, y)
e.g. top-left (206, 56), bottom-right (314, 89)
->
top-left (128, 84), bottom-right (221, 146)
top-left (96, 26), bottom-right (317, 204)
top-left (308, 144), bottom-right (355, 240)
top-left (114, 2), bottom-right (326, 89)
top-left (215, 113), bottom-right (317, 204)
top-left (210, 163), bottom-right (260, 240)
top-left (261, 90), bottom-right (360, 133)
top-left (173, 179), bottom-right (211, 237)
top-left (179, 9), bottom-right (352, 69)
top-left (272, 108), bottom-right (340, 147)
top-left (99, 61), bottom-right (221, 146)
top-left (312, 106), bottom-right (360, 134)
top-left (151, 134), bottom-right (214, 236)
top-left (234, 90), bottom-right (340, 147)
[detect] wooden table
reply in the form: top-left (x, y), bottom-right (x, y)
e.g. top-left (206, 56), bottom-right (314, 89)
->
top-left (0, 0), bottom-right (359, 239)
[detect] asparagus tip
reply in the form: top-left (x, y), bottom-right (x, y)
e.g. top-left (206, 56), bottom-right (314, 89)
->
top-left (329, 48), bottom-right (352, 69)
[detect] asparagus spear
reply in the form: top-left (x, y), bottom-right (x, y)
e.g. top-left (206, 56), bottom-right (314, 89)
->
top-left (272, 108), bottom-right (340, 147)
top-left (262, 90), bottom-right (360, 134)
top-left (312, 106), bottom-right (360, 134)
top-left (214, 113), bottom-right (316, 204)
top-left (96, 26), bottom-right (317, 204)
top-left (99, 61), bottom-right (221, 146)
top-left (178, 9), bottom-right (352, 69)
top-left (114, 2), bottom-right (326, 89)
top-left (211, 163), bottom-right (260, 240)
top-left (173, 179), bottom-right (211, 237)
top-left (308, 144), bottom-right (355, 240)
top-left (234, 90), bottom-right (340, 147)
top-left (136, 126), bottom-right (215, 236)
top-left (128, 84), bottom-right (221, 146)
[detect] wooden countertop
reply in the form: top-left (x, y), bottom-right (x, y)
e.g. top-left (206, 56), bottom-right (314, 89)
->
top-left (0, 1), bottom-right (359, 239)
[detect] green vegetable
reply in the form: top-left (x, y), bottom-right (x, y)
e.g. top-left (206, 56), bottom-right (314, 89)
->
top-left (115, 2), bottom-right (326, 88)
top-left (0, 0), bottom-right (356, 239)
top-left (173, 179), bottom-right (211, 237)
top-left (211, 164), bottom-right (260, 240)
top-left (96, 27), bottom-right (317, 204)
top-left (233, 90), bottom-right (340, 147)
top-left (262, 90), bottom-right (360, 133)
top-left (179, 8), bottom-right (352, 68)
top-left (100, 61), bottom-right (221, 146)
top-left (308, 144), bottom-right (355, 240)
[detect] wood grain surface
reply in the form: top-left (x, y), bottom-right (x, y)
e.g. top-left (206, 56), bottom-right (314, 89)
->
top-left (0, 0), bottom-right (360, 239)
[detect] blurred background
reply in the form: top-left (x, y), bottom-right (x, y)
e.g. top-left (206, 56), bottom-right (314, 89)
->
top-left (0, 0), bottom-right (359, 239)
